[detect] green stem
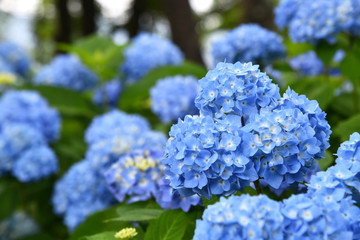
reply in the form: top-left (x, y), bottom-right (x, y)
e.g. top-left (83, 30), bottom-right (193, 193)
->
top-left (254, 179), bottom-right (263, 195)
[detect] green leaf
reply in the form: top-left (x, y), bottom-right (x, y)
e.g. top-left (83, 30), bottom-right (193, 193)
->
top-left (289, 77), bottom-right (337, 110)
top-left (315, 41), bottom-right (338, 65)
top-left (333, 114), bottom-right (360, 141)
top-left (107, 208), bottom-right (164, 222)
top-left (144, 210), bottom-right (188, 240)
top-left (19, 85), bottom-right (97, 117)
top-left (201, 196), bottom-right (219, 208)
top-left (317, 151), bottom-right (335, 171)
top-left (340, 51), bottom-right (360, 82)
top-left (70, 204), bottom-right (130, 240)
top-left (82, 231), bottom-right (117, 240)
top-left (119, 61), bottom-right (207, 113)
top-left (284, 36), bottom-right (314, 57)
top-left (0, 179), bottom-right (20, 220)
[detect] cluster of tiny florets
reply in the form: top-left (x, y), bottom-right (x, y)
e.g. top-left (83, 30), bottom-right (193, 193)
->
top-left (0, 41), bottom-right (30, 77)
top-left (275, 0), bottom-right (360, 43)
top-left (52, 160), bottom-right (115, 231)
top-left (0, 90), bottom-right (60, 182)
top-left (163, 62), bottom-right (331, 198)
top-left (150, 75), bottom-right (199, 123)
top-left (211, 24), bottom-right (286, 67)
top-left (193, 194), bottom-right (284, 240)
top-left (34, 54), bottom-right (98, 92)
top-left (195, 62), bottom-right (280, 121)
top-left (121, 33), bottom-right (184, 83)
top-left (92, 79), bottom-right (123, 108)
top-left (53, 110), bottom-right (170, 230)
top-left (289, 51), bottom-right (324, 76)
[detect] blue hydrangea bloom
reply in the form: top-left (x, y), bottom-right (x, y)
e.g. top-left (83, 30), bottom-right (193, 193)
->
top-left (274, 0), bottom-right (302, 30)
top-left (289, 51), bottom-right (324, 76)
top-left (34, 54), bottom-right (98, 92)
top-left (193, 194), bottom-right (284, 240)
top-left (0, 211), bottom-right (39, 240)
top-left (162, 115), bottom-right (258, 199)
top-left (92, 79), bottom-right (122, 108)
top-left (242, 88), bottom-right (331, 188)
top-left (0, 90), bottom-right (61, 142)
top-left (150, 75), bottom-right (199, 123)
top-left (105, 149), bottom-right (163, 203)
top-left (12, 145), bottom-right (57, 182)
top-left (282, 193), bottom-right (360, 239)
top-left (276, 0), bottom-right (360, 43)
top-left (155, 176), bottom-right (201, 212)
top-left (0, 41), bottom-right (30, 77)
top-left (195, 62), bottom-right (280, 121)
top-left (121, 33), bottom-right (184, 82)
top-left (0, 123), bottom-right (45, 175)
top-left (52, 159), bottom-right (115, 231)
top-left (211, 24), bottom-right (286, 67)
top-left (0, 57), bottom-right (14, 74)
top-left (85, 110), bottom-right (150, 145)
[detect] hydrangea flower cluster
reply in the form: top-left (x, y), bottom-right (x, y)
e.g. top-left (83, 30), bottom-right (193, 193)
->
top-left (105, 149), bottom-right (163, 203)
top-left (0, 90), bottom-right (61, 142)
top-left (195, 62), bottom-right (280, 121)
top-left (0, 57), bottom-right (15, 75)
top-left (0, 211), bottom-right (39, 240)
top-left (289, 51), bottom-right (324, 76)
top-left (121, 33), bottom-right (184, 82)
top-left (52, 160), bottom-right (115, 231)
top-left (92, 79), bottom-right (122, 108)
top-left (0, 41), bottom-right (30, 77)
top-left (0, 90), bottom-right (60, 182)
top-left (155, 176), bottom-right (201, 212)
top-left (53, 110), bottom-right (175, 230)
top-left (211, 24), bottom-right (286, 67)
top-left (193, 194), bottom-right (284, 240)
top-left (150, 75), bottom-right (199, 123)
top-left (281, 193), bottom-right (360, 239)
top-left (34, 54), bottom-right (98, 92)
top-left (275, 0), bottom-right (360, 43)
top-left (163, 62), bottom-right (331, 198)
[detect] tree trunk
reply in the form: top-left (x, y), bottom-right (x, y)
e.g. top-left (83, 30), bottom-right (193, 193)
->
top-left (126, 0), bottom-right (147, 37)
top-left (241, 0), bottom-right (274, 30)
top-left (55, 0), bottom-right (71, 44)
top-left (80, 0), bottom-right (97, 36)
top-left (164, 0), bottom-right (204, 65)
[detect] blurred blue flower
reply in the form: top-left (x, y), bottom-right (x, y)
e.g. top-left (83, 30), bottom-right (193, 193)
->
top-left (193, 194), bottom-right (284, 240)
top-left (92, 79), bottom-right (122, 108)
top-left (211, 24), bottom-right (286, 67)
top-left (0, 90), bottom-right (61, 142)
top-left (195, 62), bottom-right (280, 121)
top-left (0, 211), bottom-right (39, 240)
top-left (121, 33), bottom-right (184, 82)
top-left (52, 159), bottom-right (115, 231)
top-left (289, 51), bottom-right (324, 76)
top-left (282, 193), bottom-right (359, 239)
top-left (0, 41), bottom-right (30, 77)
top-left (34, 54), bottom-right (98, 92)
top-left (150, 75), bottom-right (199, 123)
top-left (12, 145), bottom-right (57, 182)
top-left (276, 0), bottom-right (360, 43)
top-left (0, 57), bottom-right (14, 75)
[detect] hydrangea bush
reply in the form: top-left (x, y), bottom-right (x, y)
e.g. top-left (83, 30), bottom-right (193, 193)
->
top-left (34, 54), bottom-right (98, 92)
top-left (121, 33), bottom-right (184, 83)
top-left (150, 75), bottom-right (199, 123)
top-left (0, 41), bottom-right (30, 77)
top-left (211, 24), bottom-right (286, 67)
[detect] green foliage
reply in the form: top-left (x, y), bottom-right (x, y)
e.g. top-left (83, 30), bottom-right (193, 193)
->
top-left (340, 48), bottom-right (360, 82)
top-left (318, 151), bottom-right (335, 171)
top-left (333, 114), bottom-right (360, 141)
top-left (314, 41), bottom-right (338, 66)
top-left (144, 210), bottom-right (188, 240)
top-left (0, 179), bottom-right (20, 221)
top-left (108, 208), bottom-right (164, 222)
top-left (59, 35), bottom-right (127, 81)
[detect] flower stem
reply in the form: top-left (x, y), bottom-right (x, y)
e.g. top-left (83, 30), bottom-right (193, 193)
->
top-left (254, 179), bottom-right (263, 195)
